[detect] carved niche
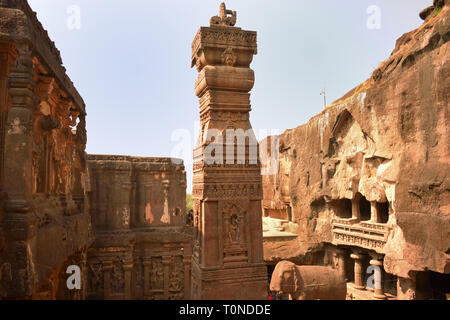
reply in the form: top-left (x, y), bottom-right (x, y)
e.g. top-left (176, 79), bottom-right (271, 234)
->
top-left (220, 200), bottom-right (249, 262)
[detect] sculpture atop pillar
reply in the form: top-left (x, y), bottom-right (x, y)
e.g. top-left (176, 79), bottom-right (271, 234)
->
top-left (190, 3), bottom-right (267, 300)
top-left (210, 2), bottom-right (237, 27)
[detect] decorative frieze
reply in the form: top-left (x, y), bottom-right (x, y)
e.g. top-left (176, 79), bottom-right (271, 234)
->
top-left (332, 219), bottom-right (391, 251)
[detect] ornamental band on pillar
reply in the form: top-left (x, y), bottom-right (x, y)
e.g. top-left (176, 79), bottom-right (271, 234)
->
top-left (190, 3), bottom-right (268, 300)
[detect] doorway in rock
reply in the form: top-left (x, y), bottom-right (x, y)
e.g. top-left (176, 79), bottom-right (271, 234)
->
top-left (415, 271), bottom-right (450, 300)
top-left (359, 196), bottom-right (371, 221)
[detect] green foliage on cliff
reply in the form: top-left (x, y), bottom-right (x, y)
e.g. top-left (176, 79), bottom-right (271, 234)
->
top-left (432, 4), bottom-right (443, 18)
top-left (186, 194), bottom-right (193, 213)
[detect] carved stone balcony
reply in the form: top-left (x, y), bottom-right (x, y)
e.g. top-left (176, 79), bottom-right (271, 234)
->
top-left (332, 218), bottom-right (391, 251)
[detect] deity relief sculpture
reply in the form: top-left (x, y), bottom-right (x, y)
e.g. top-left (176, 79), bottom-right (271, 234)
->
top-left (8, 117), bottom-right (27, 135)
top-left (228, 214), bottom-right (241, 244)
top-left (169, 257), bottom-right (184, 293)
top-left (110, 259), bottom-right (125, 295)
top-left (150, 258), bottom-right (164, 290)
top-left (221, 47), bottom-right (236, 67)
top-left (210, 2), bottom-right (237, 27)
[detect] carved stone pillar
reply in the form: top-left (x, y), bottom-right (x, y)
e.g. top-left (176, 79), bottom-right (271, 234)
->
top-left (369, 254), bottom-right (386, 299)
top-left (102, 261), bottom-right (112, 299)
top-left (350, 252), bottom-right (365, 290)
top-left (143, 257), bottom-right (152, 296)
top-left (0, 42), bottom-right (17, 189)
top-left (190, 3), bottom-right (267, 300)
top-left (332, 247), bottom-right (347, 282)
top-left (183, 245), bottom-right (192, 300)
top-left (1, 41), bottom-right (39, 298)
top-left (351, 193), bottom-right (361, 221)
top-left (123, 262), bottom-right (133, 300)
top-left (370, 202), bottom-right (379, 223)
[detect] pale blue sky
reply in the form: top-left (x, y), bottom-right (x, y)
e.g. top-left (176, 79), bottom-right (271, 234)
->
top-left (28, 0), bottom-right (430, 192)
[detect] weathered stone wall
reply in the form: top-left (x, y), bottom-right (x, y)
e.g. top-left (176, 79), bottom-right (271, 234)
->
top-left (0, 0), bottom-right (93, 299)
top-left (261, 4), bottom-right (450, 283)
top-left (86, 155), bottom-right (192, 300)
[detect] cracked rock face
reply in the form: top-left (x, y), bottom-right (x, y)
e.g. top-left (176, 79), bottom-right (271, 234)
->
top-left (261, 5), bottom-right (450, 278)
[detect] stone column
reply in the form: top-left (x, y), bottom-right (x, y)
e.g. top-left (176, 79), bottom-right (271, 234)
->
top-left (370, 201), bottom-right (379, 223)
top-left (332, 248), bottom-right (347, 282)
top-left (190, 3), bottom-right (267, 300)
top-left (123, 262), bottom-right (133, 300)
top-left (102, 261), bottom-right (112, 299)
top-left (183, 252), bottom-right (192, 300)
top-left (0, 42), bottom-right (17, 187)
top-left (351, 194), bottom-right (361, 220)
top-left (350, 252), bottom-right (365, 290)
top-left (143, 257), bottom-right (152, 295)
top-left (1, 41), bottom-right (39, 298)
top-left (369, 255), bottom-right (386, 299)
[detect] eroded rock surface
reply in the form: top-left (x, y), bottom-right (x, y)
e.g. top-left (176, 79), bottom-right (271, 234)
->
top-left (261, 3), bottom-right (450, 297)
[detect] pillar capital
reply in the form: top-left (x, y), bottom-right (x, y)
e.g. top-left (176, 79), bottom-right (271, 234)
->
top-left (350, 252), bottom-right (364, 260)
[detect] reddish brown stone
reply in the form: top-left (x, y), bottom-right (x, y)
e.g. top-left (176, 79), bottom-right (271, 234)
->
top-left (0, 0), bottom-right (92, 299)
top-left (261, 5), bottom-right (450, 300)
top-left (190, 3), bottom-right (267, 300)
top-left (86, 155), bottom-right (191, 300)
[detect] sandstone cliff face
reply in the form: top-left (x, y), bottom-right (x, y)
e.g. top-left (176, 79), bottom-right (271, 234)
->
top-left (262, 5), bottom-right (449, 278)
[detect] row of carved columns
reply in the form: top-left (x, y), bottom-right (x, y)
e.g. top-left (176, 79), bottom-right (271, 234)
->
top-left (332, 248), bottom-right (386, 299)
top-left (332, 247), bottom-right (419, 300)
top-left (350, 194), bottom-right (386, 223)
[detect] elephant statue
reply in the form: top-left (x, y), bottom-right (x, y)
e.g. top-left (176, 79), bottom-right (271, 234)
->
top-left (270, 260), bottom-right (347, 300)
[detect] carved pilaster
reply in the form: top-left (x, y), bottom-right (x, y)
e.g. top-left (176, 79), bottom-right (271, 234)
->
top-left (1, 41), bottom-right (39, 298)
top-left (183, 254), bottom-right (191, 300)
top-left (0, 43), bottom-right (17, 296)
top-left (162, 256), bottom-right (171, 299)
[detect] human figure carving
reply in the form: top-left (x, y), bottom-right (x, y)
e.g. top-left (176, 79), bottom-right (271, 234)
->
top-left (210, 2), bottom-right (237, 27)
top-left (150, 260), bottom-right (158, 289)
top-left (228, 214), bottom-right (241, 243)
top-left (169, 259), bottom-right (183, 292)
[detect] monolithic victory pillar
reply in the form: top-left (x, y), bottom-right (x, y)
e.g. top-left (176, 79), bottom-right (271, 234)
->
top-left (190, 3), bottom-right (267, 300)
